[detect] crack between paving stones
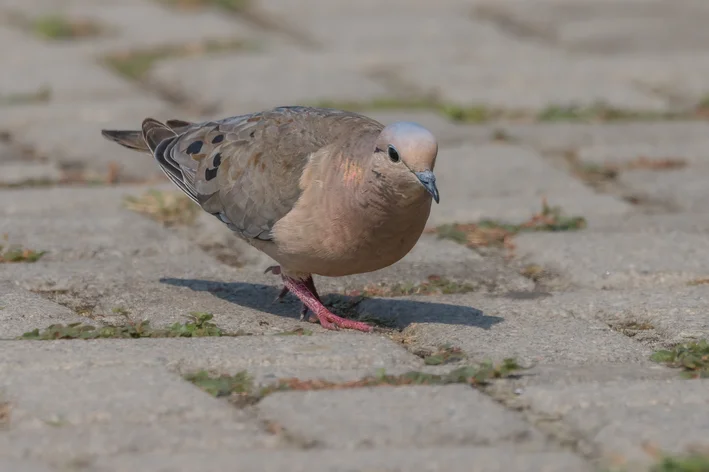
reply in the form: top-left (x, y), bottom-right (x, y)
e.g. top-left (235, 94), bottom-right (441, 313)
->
top-left (479, 384), bottom-right (603, 468)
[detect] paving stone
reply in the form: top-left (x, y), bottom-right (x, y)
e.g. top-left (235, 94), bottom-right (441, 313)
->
top-left (90, 447), bottom-right (594, 472)
top-left (257, 0), bottom-right (510, 58)
top-left (148, 51), bottom-right (393, 114)
top-left (0, 417), bottom-right (280, 463)
top-left (0, 213), bottom-right (197, 263)
top-left (521, 378), bottom-right (709, 469)
top-left (428, 143), bottom-right (632, 225)
top-left (0, 364), bottom-right (277, 462)
top-left (0, 365), bottom-right (239, 427)
top-left (258, 385), bottom-right (545, 449)
top-left (38, 1), bottom-right (266, 54)
top-left (515, 231), bottom-right (709, 289)
top-left (473, 0), bottom-right (709, 55)
top-left (358, 292), bottom-right (652, 365)
top-left (0, 98), bottom-right (175, 179)
top-left (401, 50), bottom-right (668, 110)
top-left (620, 166), bottom-right (709, 213)
top-left (0, 459), bottom-right (54, 472)
top-left (0, 162), bottom-right (62, 186)
top-left (0, 26), bottom-right (143, 103)
top-left (0, 282), bottom-right (86, 339)
top-left (0, 334), bottom-right (421, 382)
top-left (548, 287), bottom-right (709, 348)
top-left (0, 185), bottom-right (172, 217)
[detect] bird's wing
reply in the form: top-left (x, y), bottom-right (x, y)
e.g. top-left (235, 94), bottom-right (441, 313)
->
top-left (144, 106), bottom-right (382, 241)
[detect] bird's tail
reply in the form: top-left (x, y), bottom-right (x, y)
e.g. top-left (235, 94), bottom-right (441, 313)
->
top-left (101, 119), bottom-right (194, 154)
top-left (100, 129), bottom-right (149, 152)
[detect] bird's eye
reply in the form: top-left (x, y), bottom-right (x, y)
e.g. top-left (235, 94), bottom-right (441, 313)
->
top-left (387, 145), bottom-right (400, 163)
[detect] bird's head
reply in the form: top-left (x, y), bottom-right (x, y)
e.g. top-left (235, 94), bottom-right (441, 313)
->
top-left (373, 122), bottom-right (440, 204)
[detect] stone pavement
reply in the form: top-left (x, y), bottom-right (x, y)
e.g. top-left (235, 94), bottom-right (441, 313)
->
top-left (2, 0), bottom-right (709, 471)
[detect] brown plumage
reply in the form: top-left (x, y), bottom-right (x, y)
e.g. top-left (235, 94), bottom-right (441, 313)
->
top-left (102, 106), bottom-right (440, 332)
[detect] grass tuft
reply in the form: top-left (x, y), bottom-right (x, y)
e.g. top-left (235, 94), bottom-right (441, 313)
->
top-left (123, 189), bottom-right (199, 226)
top-left (432, 199), bottom-right (586, 250)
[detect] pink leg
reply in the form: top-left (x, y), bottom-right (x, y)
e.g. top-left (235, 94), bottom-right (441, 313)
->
top-left (267, 265), bottom-right (312, 320)
top-left (281, 276), bottom-right (373, 332)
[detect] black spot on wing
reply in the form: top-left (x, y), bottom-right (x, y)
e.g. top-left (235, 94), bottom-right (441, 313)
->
top-left (213, 152), bottom-right (222, 167)
top-left (186, 140), bottom-right (203, 155)
top-left (211, 134), bottom-right (224, 144)
top-left (205, 167), bottom-right (218, 181)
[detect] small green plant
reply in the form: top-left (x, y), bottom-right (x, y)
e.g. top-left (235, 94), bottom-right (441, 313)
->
top-left (184, 370), bottom-right (253, 397)
top-left (651, 340), bottom-right (709, 378)
top-left (19, 312), bottom-right (240, 340)
top-left (423, 344), bottom-right (467, 366)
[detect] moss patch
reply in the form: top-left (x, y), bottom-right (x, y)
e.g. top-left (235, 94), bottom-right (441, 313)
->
top-left (186, 358), bottom-right (521, 404)
top-left (276, 327), bottom-right (313, 336)
top-left (536, 103), bottom-right (680, 123)
top-left (0, 87), bottom-right (51, 107)
top-left (421, 344), bottom-right (467, 366)
top-left (0, 244), bottom-right (46, 263)
top-left (158, 0), bottom-right (250, 12)
top-left (649, 453), bottom-right (709, 472)
top-left (431, 199), bottom-right (586, 250)
top-left (345, 275), bottom-right (475, 298)
top-left (31, 15), bottom-right (103, 40)
top-left (123, 189), bottom-right (199, 226)
top-left (0, 400), bottom-right (9, 428)
top-left (309, 98), bottom-right (709, 124)
top-left (19, 312), bottom-right (244, 340)
top-left (105, 38), bottom-right (249, 80)
top-left (651, 339), bottom-right (709, 379)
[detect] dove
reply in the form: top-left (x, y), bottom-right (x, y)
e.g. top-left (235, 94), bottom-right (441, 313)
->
top-left (101, 106), bottom-right (439, 333)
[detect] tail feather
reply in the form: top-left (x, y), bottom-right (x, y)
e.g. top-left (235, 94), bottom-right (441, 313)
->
top-left (141, 118), bottom-right (176, 153)
top-left (101, 117), bottom-right (191, 154)
top-left (100, 129), bottom-right (149, 152)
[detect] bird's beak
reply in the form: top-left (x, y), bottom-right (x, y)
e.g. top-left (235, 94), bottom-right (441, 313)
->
top-left (414, 170), bottom-right (440, 204)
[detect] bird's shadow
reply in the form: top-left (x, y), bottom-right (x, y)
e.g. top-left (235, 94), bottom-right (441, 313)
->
top-left (160, 277), bottom-right (504, 330)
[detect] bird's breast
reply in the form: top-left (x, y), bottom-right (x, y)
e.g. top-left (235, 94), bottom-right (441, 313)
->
top-left (272, 192), bottom-right (432, 277)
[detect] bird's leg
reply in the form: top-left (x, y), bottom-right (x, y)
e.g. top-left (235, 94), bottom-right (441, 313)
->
top-left (281, 275), bottom-right (373, 332)
top-left (298, 275), bottom-right (322, 321)
top-left (266, 265), bottom-right (308, 317)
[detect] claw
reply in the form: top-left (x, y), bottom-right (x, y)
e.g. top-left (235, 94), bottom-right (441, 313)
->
top-left (264, 265), bottom-right (281, 275)
top-left (273, 285), bottom-right (289, 304)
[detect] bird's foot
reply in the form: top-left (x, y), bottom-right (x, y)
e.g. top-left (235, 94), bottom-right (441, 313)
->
top-left (281, 275), bottom-right (372, 333)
